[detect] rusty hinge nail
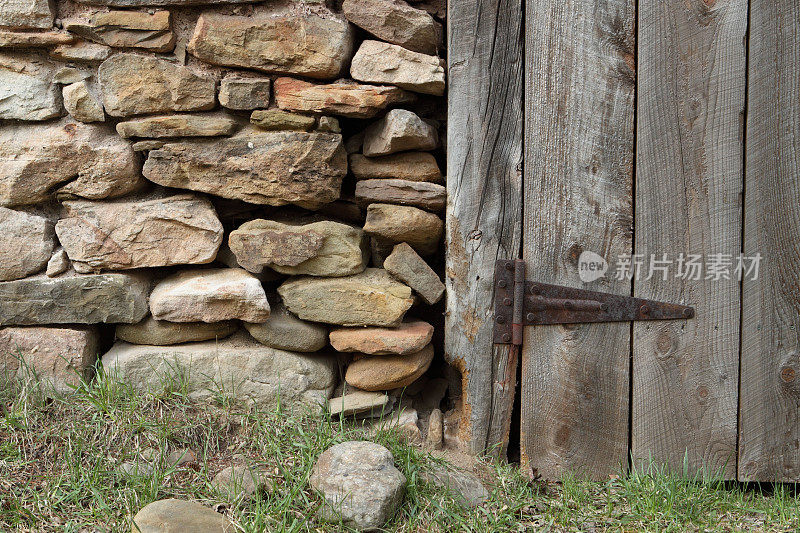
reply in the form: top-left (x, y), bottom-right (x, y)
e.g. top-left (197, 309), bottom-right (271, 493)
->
top-left (498, 280), bottom-right (507, 288)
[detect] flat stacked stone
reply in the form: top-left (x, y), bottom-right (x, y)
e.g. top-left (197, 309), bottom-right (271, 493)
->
top-left (142, 131), bottom-right (347, 209)
top-left (62, 81), bottom-right (105, 123)
top-left (116, 316), bottom-right (238, 346)
top-left (102, 332), bottom-right (337, 411)
top-left (149, 268), bottom-right (270, 323)
top-left (188, 10), bottom-right (354, 79)
top-left (98, 53), bottom-right (215, 117)
top-left (350, 152), bottom-right (443, 182)
top-left (363, 203), bottom-right (443, 256)
top-left (278, 268), bottom-right (414, 327)
top-left (342, 0), bottom-right (438, 54)
top-left (0, 0), bottom-right (54, 29)
top-left (345, 344), bottom-right (434, 391)
top-left (355, 179), bottom-right (446, 211)
top-left (219, 74), bottom-right (271, 110)
top-left (116, 114), bottom-right (238, 138)
top-left (0, 272), bottom-right (150, 326)
top-left (330, 320), bottom-right (433, 355)
top-left (56, 193), bottom-right (223, 272)
top-left (274, 77), bottom-right (413, 119)
top-left (63, 10), bottom-right (175, 53)
top-left (244, 302), bottom-right (328, 353)
top-left (0, 51), bottom-right (62, 121)
top-left (363, 109), bottom-right (438, 156)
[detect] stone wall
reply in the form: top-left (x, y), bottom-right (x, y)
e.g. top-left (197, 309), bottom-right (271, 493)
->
top-left (0, 0), bottom-right (453, 446)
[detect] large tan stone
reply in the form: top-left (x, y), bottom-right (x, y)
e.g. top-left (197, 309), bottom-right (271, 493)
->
top-left (363, 108), bottom-right (438, 156)
top-left (149, 268), bottom-right (270, 323)
top-left (278, 268), bottom-right (413, 327)
top-left (102, 332), bottom-right (337, 411)
top-left (98, 53), bottom-right (215, 117)
top-left (116, 114), bottom-right (238, 138)
top-left (56, 194), bottom-right (223, 271)
top-left (0, 272), bottom-right (150, 325)
top-left (0, 52), bottom-right (62, 121)
top-left (0, 119), bottom-right (144, 207)
top-left (350, 152), bottom-right (443, 182)
top-left (64, 10), bottom-right (175, 53)
top-left (188, 10), bottom-right (354, 79)
top-left (244, 302), bottom-right (328, 353)
top-left (0, 326), bottom-right (99, 394)
top-left (363, 203), bottom-right (443, 256)
top-left (351, 40), bottom-right (445, 95)
top-left (0, 0), bottom-right (54, 30)
top-left (142, 131), bottom-right (346, 209)
top-left (116, 316), bottom-right (238, 346)
top-left (345, 344), bottom-right (433, 391)
top-left (0, 208), bottom-right (55, 282)
top-left (356, 179), bottom-right (446, 211)
top-left (330, 320), bottom-right (433, 355)
top-left (273, 77), bottom-right (413, 119)
top-left (229, 219), bottom-right (368, 277)
top-left (343, 0), bottom-right (438, 54)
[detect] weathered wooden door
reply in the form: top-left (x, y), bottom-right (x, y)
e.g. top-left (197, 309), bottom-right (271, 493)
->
top-left (446, 0), bottom-right (800, 482)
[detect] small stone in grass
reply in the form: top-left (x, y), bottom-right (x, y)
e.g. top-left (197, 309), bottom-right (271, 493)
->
top-left (426, 408), bottom-right (443, 450)
top-left (211, 464), bottom-right (266, 501)
top-left (420, 464), bottom-right (489, 508)
top-left (131, 498), bottom-right (230, 532)
top-left (310, 441), bottom-right (406, 531)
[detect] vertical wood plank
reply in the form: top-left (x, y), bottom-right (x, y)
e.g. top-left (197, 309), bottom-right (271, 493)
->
top-left (633, 0), bottom-right (746, 478)
top-left (739, 1), bottom-right (800, 482)
top-left (445, 0), bottom-right (524, 455)
top-left (521, 0), bottom-right (635, 479)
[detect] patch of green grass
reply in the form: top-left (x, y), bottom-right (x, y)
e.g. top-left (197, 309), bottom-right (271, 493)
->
top-left (0, 370), bottom-right (798, 532)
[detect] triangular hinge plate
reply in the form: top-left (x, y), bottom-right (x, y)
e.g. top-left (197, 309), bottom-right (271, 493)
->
top-left (493, 260), bottom-right (695, 345)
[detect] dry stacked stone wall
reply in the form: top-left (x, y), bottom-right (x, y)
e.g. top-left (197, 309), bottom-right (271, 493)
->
top-left (0, 0), bottom-right (456, 447)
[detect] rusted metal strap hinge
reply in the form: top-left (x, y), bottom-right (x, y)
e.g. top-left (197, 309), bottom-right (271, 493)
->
top-left (493, 259), bottom-right (695, 345)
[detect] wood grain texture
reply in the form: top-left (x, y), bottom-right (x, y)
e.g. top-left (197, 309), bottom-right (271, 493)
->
top-left (633, 0), bottom-right (746, 478)
top-left (739, 0), bottom-right (800, 482)
top-left (521, 0), bottom-right (635, 480)
top-left (445, 0), bottom-right (524, 455)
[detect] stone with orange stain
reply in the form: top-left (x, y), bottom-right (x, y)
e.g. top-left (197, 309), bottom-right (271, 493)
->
top-left (330, 320), bottom-right (433, 355)
top-left (274, 77), bottom-right (413, 119)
